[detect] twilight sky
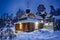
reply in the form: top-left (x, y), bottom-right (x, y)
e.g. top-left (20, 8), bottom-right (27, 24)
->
top-left (0, 0), bottom-right (60, 16)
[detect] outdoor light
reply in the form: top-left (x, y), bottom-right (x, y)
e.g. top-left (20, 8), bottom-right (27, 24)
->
top-left (40, 20), bottom-right (43, 23)
top-left (35, 22), bottom-right (38, 24)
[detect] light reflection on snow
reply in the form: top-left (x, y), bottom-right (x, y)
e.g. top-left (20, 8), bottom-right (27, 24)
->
top-left (15, 29), bottom-right (60, 40)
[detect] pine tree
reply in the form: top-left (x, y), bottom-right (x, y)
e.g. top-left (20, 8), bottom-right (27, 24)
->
top-left (0, 13), bottom-right (16, 40)
top-left (16, 9), bottom-right (25, 21)
top-left (36, 4), bottom-right (47, 19)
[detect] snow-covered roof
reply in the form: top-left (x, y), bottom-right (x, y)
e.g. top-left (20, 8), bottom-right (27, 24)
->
top-left (15, 18), bottom-right (39, 24)
top-left (15, 13), bottom-right (55, 24)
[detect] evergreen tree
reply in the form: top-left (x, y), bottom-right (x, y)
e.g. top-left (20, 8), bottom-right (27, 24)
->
top-left (54, 19), bottom-right (60, 30)
top-left (0, 13), bottom-right (16, 40)
top-left (50, 5), bottom-right (56, 16)
top-left (4, 17), bottom-right (16, 40)
top-left (16, 9), bottom-right (25, 21)
top-left (56, 8), bottom-right (60, 16)
top-left (36, 4), bottom-right (47, 19)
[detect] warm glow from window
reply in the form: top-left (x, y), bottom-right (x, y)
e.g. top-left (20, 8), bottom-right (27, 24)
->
top-left (36, 22), bottom-right (38, 24)
top-left (40, 20), bottom-right (43, 23)
top-left (28, 13), bottom-right (35, 18)
top-left (35, 22), bottom-right (38, 29)
top-left (20, 23), bottom-right (22, 29)
top-left (21, 14), bottom-right (26, 18)
top-left (17, 31), bottom-right (22, 33)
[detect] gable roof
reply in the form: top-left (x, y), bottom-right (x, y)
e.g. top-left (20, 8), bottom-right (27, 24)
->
top-left (15, 12), bottom-right (58, 23)
top-left (28, 13), bottom-right (36, 18)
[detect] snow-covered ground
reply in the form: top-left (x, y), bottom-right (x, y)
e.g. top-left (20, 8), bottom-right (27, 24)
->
top-left (15, 29), bottom-right (60, 40)
top-left (1, 28), bottom-right (60, 40)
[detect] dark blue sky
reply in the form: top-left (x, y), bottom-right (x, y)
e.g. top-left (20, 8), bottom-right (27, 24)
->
top-left (0, 0), bottom-right (60, 16)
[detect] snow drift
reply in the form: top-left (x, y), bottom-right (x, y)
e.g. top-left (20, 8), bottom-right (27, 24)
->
top-left (15, 29), bottom-right (60, 40)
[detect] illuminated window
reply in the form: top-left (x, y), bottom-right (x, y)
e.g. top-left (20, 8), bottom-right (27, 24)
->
top-left (40, 20), bottom-right (43, 23)
top-left (20, 14), bottom-right (26, 18)
top-left (20, 23), bottom-right (22, 29)
top-left (28, 13), bottom-right (35, 18)
top-left (35, 22), bottom-right (38, 29)
top-left (38, 19), bottom-right (44, 23)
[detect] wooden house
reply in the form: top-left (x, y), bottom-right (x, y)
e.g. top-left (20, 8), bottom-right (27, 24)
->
top-left (14, 13), bottom-right (54, 33)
